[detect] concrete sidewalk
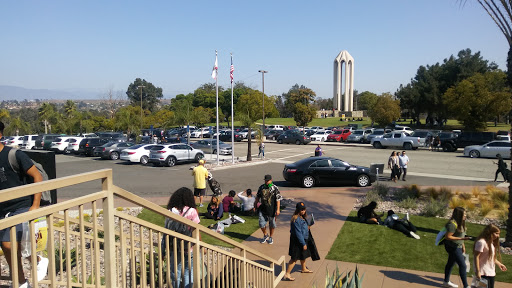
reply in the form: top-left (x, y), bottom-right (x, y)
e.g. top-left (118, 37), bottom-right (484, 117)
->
top-left (240, 187), bottom-right (511, 288)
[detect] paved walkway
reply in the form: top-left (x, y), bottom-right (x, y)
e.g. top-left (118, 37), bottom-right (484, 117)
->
top-left (240, 186), bottom-right (511, 288)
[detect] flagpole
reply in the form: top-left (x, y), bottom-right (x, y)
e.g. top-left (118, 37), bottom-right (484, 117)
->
top-left (215, 51), bottom-right (220, 166)
top-left (230, 53), bottom-right (235, 164)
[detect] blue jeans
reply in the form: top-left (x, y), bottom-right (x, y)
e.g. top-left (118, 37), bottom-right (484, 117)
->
top-left (171, 253), bottom-right (193, 288)
top-left (444, 244), bottom-right (468, 287)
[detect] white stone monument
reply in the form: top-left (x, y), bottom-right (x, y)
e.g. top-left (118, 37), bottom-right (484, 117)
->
top-left (333, 50), bottom-right (354, 112)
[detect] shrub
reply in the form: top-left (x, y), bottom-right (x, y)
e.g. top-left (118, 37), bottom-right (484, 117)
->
top-left (423, 187), bottom-right (437, 199)
top-left (313, 264), bottom-right (364, 288)
top-left (371, 183), bottom-right (389, 197)
top-left (472, 187), bottom-right (481, 198)
top-left (449, 197), bottom-right (465, 210)
top-left (498, 209), bottom-right (508, 223)
top-left (458, 193), bottom-right (472, 200)
top-left (394, 185), bottom-right (421, 201)
top-left (488, 189), bottom-right (508, 207)
top-left (421, 198), bottom-right (448, 217)
top-left (479, 200), bottom-right (493, 217)
top-left (463, 199), bottom-right (476, 211)
top-left (363, 190), bottom-right (382, 206)
top-left (116, 207), bottom-right (124, 211)
top-left (397, 197), bottom-right (418, 210)
top-left (438, 187), bottom-right (453, 201)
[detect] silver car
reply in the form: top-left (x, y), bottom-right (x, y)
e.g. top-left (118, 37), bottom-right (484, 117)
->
top-left (148, 144), bottom-right (204, 167)
top-left (191, 139), bottom-right (232, 155)
top-left (463, 141), bottom-right (511, 159)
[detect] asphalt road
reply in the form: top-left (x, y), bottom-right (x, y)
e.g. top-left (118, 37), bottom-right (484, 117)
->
top-left (54, 141), bottom-right (504, 200)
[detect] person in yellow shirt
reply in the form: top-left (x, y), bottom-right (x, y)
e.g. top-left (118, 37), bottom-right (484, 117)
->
top-left (192, 159), bottom-right (208, 207)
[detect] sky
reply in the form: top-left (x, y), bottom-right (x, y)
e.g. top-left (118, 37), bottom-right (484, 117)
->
top-left (0, 0), bottom-right (508, 100)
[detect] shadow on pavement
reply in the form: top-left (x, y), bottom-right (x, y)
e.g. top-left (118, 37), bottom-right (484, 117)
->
top-left (380, 270), bottom-right (443, 286)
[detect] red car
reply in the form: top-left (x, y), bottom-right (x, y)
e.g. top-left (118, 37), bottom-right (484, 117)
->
top-left (326, 129), bottom-right (352, 142)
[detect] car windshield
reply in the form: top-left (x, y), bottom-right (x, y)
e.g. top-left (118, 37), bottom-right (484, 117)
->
top-left (333, 131), bottom-right (343, 135)
top-left (411, 131), bottom-right (428, 137)
top-left (373, 131), bottom-right (385, 135)
top-left (130, 144), bottom-right (144, 149)
top-left (353, 131), bottom-right (363, 135)
top-left (103, 142), bottom-right (116, 147)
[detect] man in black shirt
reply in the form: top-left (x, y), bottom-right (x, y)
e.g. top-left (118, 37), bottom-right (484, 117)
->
top-left (0, 121), bottom-right (43, 287)
top-left (254, 174), bottom-right (282, 245)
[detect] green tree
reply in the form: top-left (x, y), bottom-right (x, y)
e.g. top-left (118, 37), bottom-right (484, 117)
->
top-left (114, 106), bottom-right (140, 137)
top-left (191, 106), bottom-right (214, 128)
top-left (0, 109), bottom-right (9, 122)
top-left (367, 93), bottom-right (401, 127)
top-left (145, 109), bottom-right (175, 130)
top-left (169, 94), bottom-right (193, 126)
top-left (126, 78), bottom-right (163, 112)
top-left (236, 90), bottom-right (264, 161)
top-left (38, 102), bottom-right (57, 134)
top-left (444, 71), bottom-right (511, 131)
top-left (357, 91), bottom-right (379, 111)
top-left (293, 103), bottom-right (316, 128)
top-left (193, 83), bottom-right (224, 109)
top-left (4, 117), bottom-right (31, 136)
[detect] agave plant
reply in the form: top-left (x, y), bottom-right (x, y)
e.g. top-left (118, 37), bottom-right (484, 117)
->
top-left (312, 264), bottom-right (364, 288)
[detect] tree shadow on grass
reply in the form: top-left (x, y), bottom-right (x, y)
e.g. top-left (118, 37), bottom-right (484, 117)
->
top-left (380, 270), bottom-right (443, 287)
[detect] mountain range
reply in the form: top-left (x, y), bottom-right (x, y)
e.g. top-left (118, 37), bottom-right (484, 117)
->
top-left (0, 85), bottom-right (118, 101)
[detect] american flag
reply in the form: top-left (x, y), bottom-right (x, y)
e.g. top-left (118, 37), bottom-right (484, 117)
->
top-left (230, 54), bottom-right (234, 83)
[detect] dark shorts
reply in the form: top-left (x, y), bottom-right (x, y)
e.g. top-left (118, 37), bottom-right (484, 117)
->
top-left (0, 207), bottom-right (30, 242)
top-left (194, 188), bottom-right (206, 197)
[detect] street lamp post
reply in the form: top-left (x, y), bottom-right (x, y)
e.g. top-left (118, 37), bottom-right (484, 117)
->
top-left (138, 85), bottom-right (145, 131)
top-left (258, 70), bottom-right (268, 132)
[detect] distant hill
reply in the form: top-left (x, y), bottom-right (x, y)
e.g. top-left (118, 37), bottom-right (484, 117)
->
top-left (0, 85), bottom-right (110, 100)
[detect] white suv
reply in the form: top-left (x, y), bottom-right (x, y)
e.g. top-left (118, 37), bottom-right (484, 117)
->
top-left (22, 134), bottom-right (39, 150)
top-left (148, 144), bottom-right (204, 167)
top-left (6, 136), bottom-right (24, 148)
top-left (50, 136), bottom-right (83, 154)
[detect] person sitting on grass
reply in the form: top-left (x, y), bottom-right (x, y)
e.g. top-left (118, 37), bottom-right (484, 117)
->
top-left (222, 190), bottom-right (240, 213)
top-left (357, 201), bottom-right (383, 224)
top-left (205, 196), bottom-right (223, 220)
top-left (383, 210), bottom-right (420, 239)
top-left (237, 189), bottom-right (256, 215)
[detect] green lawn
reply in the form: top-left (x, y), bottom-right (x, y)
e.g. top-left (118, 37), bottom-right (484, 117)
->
top-left (137, 205), bottom-right (261, 248)
top-left (327, 211), bottom-right (512, 283)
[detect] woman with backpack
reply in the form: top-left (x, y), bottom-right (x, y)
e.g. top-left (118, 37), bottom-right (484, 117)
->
top-left (442, 207), bottom-right (472, 288)
top-left (473, 224), bottom-right (507, 288)
top-left (164, 187), bottom-right (200, 288)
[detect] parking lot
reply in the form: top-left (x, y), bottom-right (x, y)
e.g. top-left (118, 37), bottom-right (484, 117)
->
top-left (54, 140), bottom-right (502, 201)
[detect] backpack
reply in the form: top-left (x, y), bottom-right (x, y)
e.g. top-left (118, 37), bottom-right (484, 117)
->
top-left (258, 185), bottom-right (274, 215)
top-left (435, 220), bottom-right (457, 246)
top-left (161, 207), bottom-right (193, 256)
top-left (8, 148), bottom-right (52, 205)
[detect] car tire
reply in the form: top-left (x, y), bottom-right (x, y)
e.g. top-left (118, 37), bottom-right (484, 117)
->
top-left (469, 150), bottom-right (480, 158)
top-left (140, 155), bottom-right (149, 165)
top-left (442, 144), bottom-right (453, 152)
top-left (166, 156), bottom-right (177, 167)
top-left (194, 153), bottom-right (204, 162)
top-left (302, 175), bottom-right (315, 188)
top-left (403, 143), bottom-right (412, 150)
top-left (63, 147), bottom-right (68, 154)
top-left (213, 149), bottom-right (217, 154)
top-left (278, 139), bottom-right (283, 144)
top-left (357, 174), bottom-right (371, 187)
top-left (110, 151), bottom-right (119, 160)
top-left (373, 142), bottom-right (383, 149)
top-left (321, 137), bottom-right (325, 142)
top-left (295, 140), bottom-right (301, 145)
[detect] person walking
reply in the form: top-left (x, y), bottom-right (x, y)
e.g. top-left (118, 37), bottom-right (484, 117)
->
top-left (314, 145), bottom-right (323, 156)
top-left (164, 187), bottom-right (200, 288)
top-left (254, 174), bottom-right (283, 245)
top-left (473, 224), bottom-right (507, 288)
top-left (283, 202), bottom-right (313, 281)
top-left (388, 151), bottom-right (399, 182)
top-left (0, 121), bottom-right (46, 288)
top-left (493, 154), bottom-right (508, 182)
top-left (192, 159), bottom-right (208, 207)
top-left (258, 141), bottom-right (265, 159)
top-left (398, 151), bottom-right (409, 181)
top-left (442, 207), bottom-right (472, 288)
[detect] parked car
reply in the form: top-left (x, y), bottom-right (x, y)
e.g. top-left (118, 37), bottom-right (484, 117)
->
top-left (283, 157), bottom-right (376, 188)
top-left (50, 136), bottom-right (83, 154)
top-left (34, 134), bottom-right (62, 150)
top-left (218, 131), bottom-right (243, 142)
top-left (97, 132), bottom-right (127, 142)
top-left (276, 130), bottom-right (311, 145)
top-left (190, 127), bottom-right (210, 138)
top-left (93, 141), bottom-right (135, 160)
top-left (310, 130), bottom-right (332, 142)
top-left (66, 137), bottom-right (84, 154)
top-left (77, 138), bottom-right (109, 156)
top-left (346, 129), bottom-right (372, 143)
top-left (463, 141), bottom-right (511, 159)
top-left (366, 129), bottom-right (386, 144)
top-left (267, 125), bottom-right (285, 131)
top-left (371, 131), bottom-right (421, 150)
top-left (410, 130), bottom-right (435, 147)
top-left (22, 134), bottom-right (39, 150)
top-left (326, 129), bottom-right (351, 142)
top-left (148, 144), bottom-right (204, 167)
top-left (120, 144), bottom-right (157, 165)
top-left (191, 139), bottom-right (232, 155)
top-left (264, 130), bottom-right (283, 141)
top-left (455, 132), bottom-right (496, 149)
top-left (393, 125), bottom-right (414, 135)
top-left (309, 126), bottom-right (324, 132)
top-left (5, 136), bottom-right (24, 148)
top-left (437, 131), bottom-right (459, 152)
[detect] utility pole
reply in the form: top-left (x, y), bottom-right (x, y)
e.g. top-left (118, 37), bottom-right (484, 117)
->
top-left (138, 85), bottom-right (145, 131)
top-left (258, 70), bottom-right (268, 132)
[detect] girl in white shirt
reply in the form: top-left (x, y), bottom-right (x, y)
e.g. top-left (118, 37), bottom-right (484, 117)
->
top-left (473, 224), bottom-right (507, 288)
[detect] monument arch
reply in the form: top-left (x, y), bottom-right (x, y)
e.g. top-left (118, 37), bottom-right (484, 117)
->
top-left (333, 50), bottom-right (354, 112)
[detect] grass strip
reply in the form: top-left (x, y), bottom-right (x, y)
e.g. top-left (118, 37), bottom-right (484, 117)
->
top-left (326, 211), bottom-right (512, 283)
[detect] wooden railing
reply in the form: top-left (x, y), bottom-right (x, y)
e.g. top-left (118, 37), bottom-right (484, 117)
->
top-left (0, 169), bottom-right (286, 288)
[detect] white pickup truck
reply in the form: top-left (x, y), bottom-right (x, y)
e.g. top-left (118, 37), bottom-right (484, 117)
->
top-left (370, 131), bottom-right (421, 150)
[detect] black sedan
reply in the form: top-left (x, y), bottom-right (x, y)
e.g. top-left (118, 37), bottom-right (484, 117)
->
top-left (283, 157), bottom-right (376, 188)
